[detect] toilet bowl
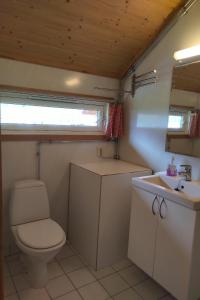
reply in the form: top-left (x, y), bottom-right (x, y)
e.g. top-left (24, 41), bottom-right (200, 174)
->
top-left (9, 180), bottom-right (66, 288)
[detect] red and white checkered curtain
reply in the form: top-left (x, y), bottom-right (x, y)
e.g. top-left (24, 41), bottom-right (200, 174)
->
top-left (189, 111), bottom-right (200, 137)
top-left (105, 103), bottom-right (123, 140)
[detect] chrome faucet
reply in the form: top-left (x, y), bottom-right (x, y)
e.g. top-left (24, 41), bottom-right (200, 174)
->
top-left (178, 164), bottom-right (192, 181)
top-left (175, 178), bottom-right (185, 191)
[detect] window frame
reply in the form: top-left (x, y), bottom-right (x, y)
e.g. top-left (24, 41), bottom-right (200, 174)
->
top-left (167, 106), bottom-right (191, 134)
top-left (0, 89), bottom-right (109, 135)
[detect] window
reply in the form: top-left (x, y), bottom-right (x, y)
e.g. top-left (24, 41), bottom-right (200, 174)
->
top-left (168, 106), bottom-right (191, 133)
top-left (0, 90), bottom-right (108, 133)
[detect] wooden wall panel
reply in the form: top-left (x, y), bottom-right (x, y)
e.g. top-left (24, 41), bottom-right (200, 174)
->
top-left (173, 62), bottom-right (200, 93)
top-left (0, 0), bottom-right (186, 78)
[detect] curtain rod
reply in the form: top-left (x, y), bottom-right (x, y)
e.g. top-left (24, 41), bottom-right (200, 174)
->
top-left (122, 0), bottom-right (198, 79)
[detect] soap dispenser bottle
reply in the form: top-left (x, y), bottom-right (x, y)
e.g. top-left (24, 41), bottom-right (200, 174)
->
top-left (167, 156), bottom-right (177, 176)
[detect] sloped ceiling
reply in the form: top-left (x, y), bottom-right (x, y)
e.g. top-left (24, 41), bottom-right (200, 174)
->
top-left (0, 0), bottom-right (186, 78)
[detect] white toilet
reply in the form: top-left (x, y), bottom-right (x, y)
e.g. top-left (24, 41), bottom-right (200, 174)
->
top-left (9, 179), bottom-right (66, 288)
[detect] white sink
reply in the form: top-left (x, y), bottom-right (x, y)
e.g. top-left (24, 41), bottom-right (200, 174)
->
top-left (132, 173), bottom-right (200, 210)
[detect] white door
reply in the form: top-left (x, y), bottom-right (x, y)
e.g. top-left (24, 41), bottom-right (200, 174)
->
top-left (128, 187), bottom-right (159, 276)
top-left (153, 198), bottom-right (195, 300)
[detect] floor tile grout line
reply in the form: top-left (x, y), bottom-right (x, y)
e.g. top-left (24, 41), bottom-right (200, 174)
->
top-left (109, 267), bottom-right (148, 299)
top-left (55, 253), bottom-right (81, 263)
top-left (46, 254), bottom-right (86, 300)
top-left (94, 274), bottom-right (117, 299)
top-left (60, 270), bottom-right (85, 300)
top-left (107, 265), bottom-right (150, 300)
top-left (89, 267), bottom-right (117, 280)
top-left (3, 261), bottom-right (12, 279)
top-left (131, 279), bottom-right (153, 300)
top-left (4, 249), bottom-right (170, 300)
top-left (97, 273), bottom-right (133, 299)
top-left (158, 292), bottom-right (173, 299)
top-left (5, 255), bottom-right (77, 299)
top-left (10, 273), bottom-right (20, 295)
top-left (53, 246), bottom-right (92, 300)
top-left (64, 264), bottom-right (114, 300)
top-left (48, 272), bottom-right (66, 281)
top-left (109, 286), bottom-right (133, 299)
top-left (115, 265), bottom-right (149, 289)
top-left (44, 285), bottom-right (53, 300)
top-left (7, 261), bottom-right (144, 300)
top-left (56, 261), bottom-right (85, 276)
top-left (45, 284), bottom-right (75, 300)
top-left (55, 247), bottom-right (77, 262)
top-left (96, 273), bottom-right (116, 298)
top-left (132, 277), bottom-right (150, 287)
top-left (68, 274), bottom-right (97, 290)
top-left (131, 286), bottom-right (146, 300)
top-left (5, 273), bottom-right (18, 297)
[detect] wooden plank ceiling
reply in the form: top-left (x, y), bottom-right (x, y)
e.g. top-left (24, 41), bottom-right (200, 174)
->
top-left (0, 0), bottom-right (186, 78)
top-left (173, 62), bottom-right (200, 94)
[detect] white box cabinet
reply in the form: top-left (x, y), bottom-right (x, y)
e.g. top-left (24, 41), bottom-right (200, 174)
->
top-left (69, 160), bottom-right (151, 270)
top-left (128, 186), bottom-right (200, 300)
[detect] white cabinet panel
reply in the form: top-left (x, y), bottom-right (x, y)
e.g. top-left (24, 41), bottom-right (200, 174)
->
top-left (128, 187), bottom-right (158, 276)
top-left (128, 184), bottom-right (200, 300)
top-left (154, 198), bottom-right (195, 300)
top-left (69, 164), bottom-right (101, 267)
top-left (98, 173), bottom-right (134, 269)
top-left (69, 161), bottom-right (151, 270)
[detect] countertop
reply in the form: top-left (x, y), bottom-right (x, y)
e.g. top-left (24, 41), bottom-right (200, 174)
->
top-left (132, 174), bottom-right (200, 210)
top-left (71, 159), bottom-right (151, 176)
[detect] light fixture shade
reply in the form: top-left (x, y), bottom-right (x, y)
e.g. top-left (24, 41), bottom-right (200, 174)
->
top-left (174, 44), bottom-right (200, 61)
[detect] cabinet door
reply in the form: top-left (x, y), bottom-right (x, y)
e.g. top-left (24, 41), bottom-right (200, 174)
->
top-left (128, 187), bottom-right (159, 276)
top-left (154, 198), bottom-right (195, 300)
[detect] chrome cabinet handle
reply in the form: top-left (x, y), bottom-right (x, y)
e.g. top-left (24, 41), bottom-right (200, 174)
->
top-left (159, 198), bottom-right (167, 219)
top-left (152, 195), bottom-right (159, 215)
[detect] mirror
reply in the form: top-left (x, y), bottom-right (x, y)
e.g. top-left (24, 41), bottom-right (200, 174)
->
top-left (165, 61), bottom-right (200, 157)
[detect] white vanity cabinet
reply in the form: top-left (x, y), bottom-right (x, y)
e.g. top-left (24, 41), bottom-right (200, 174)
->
top-left (69, 160), bottom-right (151, 270)
top-left (128, 186), bottom-right (200, 300)
top-left (128, 188), bottom-right (159, 277)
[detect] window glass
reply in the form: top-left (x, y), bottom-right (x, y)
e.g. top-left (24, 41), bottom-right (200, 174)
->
top-left (168, 106), bottom-right (190, 133)
top-left (0, 91), bottom-right (108, 133)
top-left (168, 115), bottom-right (184, 129)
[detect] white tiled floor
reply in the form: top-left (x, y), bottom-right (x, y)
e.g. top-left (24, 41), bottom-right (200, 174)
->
top-left (4, 242), bottom-right (176, 300)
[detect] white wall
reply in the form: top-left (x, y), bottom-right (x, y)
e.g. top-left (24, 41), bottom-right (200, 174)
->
top-left (0, 58), bottom-right (119, 98)
top-left (120, 1), bottom-right (200, 180)
top-left (0, 59), bottom-right (119, 255)
top-left (2, 141), bottom-right (114, 255)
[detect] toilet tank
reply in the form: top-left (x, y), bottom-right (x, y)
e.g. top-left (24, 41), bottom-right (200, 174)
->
top-left (10, 180), bottom-right (50, 226)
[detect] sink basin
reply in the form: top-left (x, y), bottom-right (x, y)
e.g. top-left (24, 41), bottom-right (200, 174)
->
top-left (132, 173), bottom-right (200, 210)
top-left (182, 181), bottom-right (200, 198)
top-left (141, 176), bottom-right (168, 188)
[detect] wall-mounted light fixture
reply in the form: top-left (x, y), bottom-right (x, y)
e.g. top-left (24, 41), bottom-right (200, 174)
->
top-left (174, 44), bottom-right (200, 62)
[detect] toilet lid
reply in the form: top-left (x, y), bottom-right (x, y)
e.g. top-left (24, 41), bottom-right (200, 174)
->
top-left (16, 218), bottom-right (66, 249)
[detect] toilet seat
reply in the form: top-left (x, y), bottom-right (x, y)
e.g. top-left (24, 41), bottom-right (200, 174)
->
top-left (16, 218), bottom-right (65, 249)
